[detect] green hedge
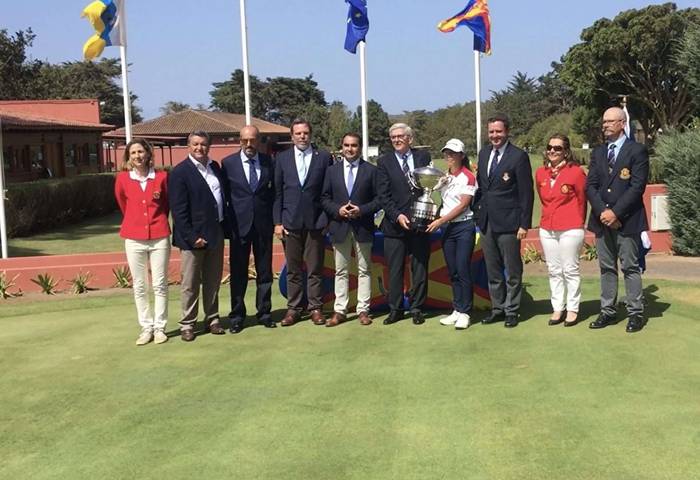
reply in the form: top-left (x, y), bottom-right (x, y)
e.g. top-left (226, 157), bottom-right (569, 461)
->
top-left (6, 173), bottom-right (117, 238)
top-left (655, 128), bottom-right (700, 256)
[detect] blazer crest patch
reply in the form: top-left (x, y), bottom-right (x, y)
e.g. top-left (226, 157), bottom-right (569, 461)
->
top-left (560, 184), bottom-right (570, 194)
top-left (619, 168), bottom-right (631, 180)
top-left (502, 172), bottom-right (510, 182)
top-left (153, 191), bottom-right (161, 200)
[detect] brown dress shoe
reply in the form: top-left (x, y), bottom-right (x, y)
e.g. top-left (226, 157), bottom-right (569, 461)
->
top-left (358, 311), bottom-right (372, 325)
top-left (326, 312), bottom-right (345, 327)
top-left (281, 310), bottom-right (299, 327)
top-left (181, 330), bottom-right (195, 342)
top-left (310, 309), bottom-right (326, 325)
top-left (207, 323), bottom-right (226, 335)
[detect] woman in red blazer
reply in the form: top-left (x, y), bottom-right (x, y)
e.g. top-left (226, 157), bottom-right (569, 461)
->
top-left (114, 139), bottom-right (171, 345)
top-left (535, 134), bottom-right (587, 327)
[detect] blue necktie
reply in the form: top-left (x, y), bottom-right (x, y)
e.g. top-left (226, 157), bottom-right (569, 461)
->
top-left (346, 162), bottom-right (355, 196)
top-left (607, 144), bottom-right (616, 169)
top-left (488, 149), bottom-right (500, 178)
top-left (401, 153), bottom-right (410, 175)
top-left (248, 158), bottom-right (258, 191)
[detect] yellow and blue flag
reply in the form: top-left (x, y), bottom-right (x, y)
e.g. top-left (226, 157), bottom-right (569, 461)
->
top-left (344, 0), bottom-right (369, 54)
top-left (438, 0), bottom-right (492, 54)
top-left (81, 0), bottom-right (125, 60)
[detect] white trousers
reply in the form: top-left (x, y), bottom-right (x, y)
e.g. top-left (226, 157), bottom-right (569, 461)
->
top-left (333, 232), bottom-right (373, 315)
top-left (539, 228), bottom-right (585, 312)
top-left (124, 237), bottom-right (171, 332)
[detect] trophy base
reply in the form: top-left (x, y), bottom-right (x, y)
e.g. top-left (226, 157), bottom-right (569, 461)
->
top-left (411, 201), bottom-right (439, 232)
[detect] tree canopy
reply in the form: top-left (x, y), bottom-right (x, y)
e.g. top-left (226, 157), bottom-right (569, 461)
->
top-left (560, 3), bottom-right (700, 142)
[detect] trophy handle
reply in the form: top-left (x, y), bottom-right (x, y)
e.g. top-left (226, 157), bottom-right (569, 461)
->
top-left (406, 170), bottom-right (420, 190)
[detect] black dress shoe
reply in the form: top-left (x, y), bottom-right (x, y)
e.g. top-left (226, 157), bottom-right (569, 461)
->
top-left (412, 311), bottom-right (425, 325)
top-left (589, 314), bottom-right (616, 329)
top-left (548, 310), bottom-right (566, 326)
top-left (383, 311), bottom-right (404, 325)
top-left (504, 315), bottom-right (519, 328)
top-left (626, 315), bottom-right (646, 333)
top-left (482, 312), bottom-right (504, 324)
top-left (229, 321), bottom-right (244, 334)
top-left (260, 318), bottom-right (277, 328)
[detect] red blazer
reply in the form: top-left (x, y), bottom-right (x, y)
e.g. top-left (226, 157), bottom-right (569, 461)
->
top-left (535, 163), bottom-right (587, 230)
top-left (114, 170), bottom-right (171, 240)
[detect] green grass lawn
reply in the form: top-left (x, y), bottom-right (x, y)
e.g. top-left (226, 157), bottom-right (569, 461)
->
top-left (8, 212), bottom-right (124, 257)
top-left (1, 277), bottom-right (698, 480)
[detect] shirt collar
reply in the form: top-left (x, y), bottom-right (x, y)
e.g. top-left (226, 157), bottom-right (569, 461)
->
top-left (608, 134), bottom-right (626, 151)
top-left (394, 149), bottom-right (411, 161)
top-left (129, 168), bottom-right (155, 181)
top-left (493, 140), bottom-right (509, 156)
top-left (189, 154), bottom-right (211, 169)
top-left (294, 146), bottom-right (312, 157)
top-left (240, 149), bottom-right (258, 163)
top-left (345, 157), bottom-right (360, 168)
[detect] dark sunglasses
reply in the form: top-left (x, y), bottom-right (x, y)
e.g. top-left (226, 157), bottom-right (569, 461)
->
top-left (546, 145), bottom-right (564, 152)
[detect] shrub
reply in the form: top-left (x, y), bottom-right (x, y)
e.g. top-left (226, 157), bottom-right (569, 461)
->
top-left (521, 244), bottom-right (543, 264)
top-left (0, 271), bottom-right (21, 299)
top-left (112, 266), bottom-right (132, 288)
top-left (581, 242), bottom-right (598, 261)
top-left (70, 271), bottom-right (93, 294)
top-left (655, 128), bottom-right (700, 256)
top-left (6, 173), bottom-right (117, 238)
top-left (31, 273), bottom-right (59, 295)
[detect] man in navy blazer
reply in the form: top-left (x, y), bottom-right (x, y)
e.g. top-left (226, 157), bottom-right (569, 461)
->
top-left (586, 107), bottom-right (649, 333)
top-left (376, 123), bottom-right (432, 326)
top-left (273, 118), bottom-right (331, 326)
top-left (221, 125), bottom-right (276, 332)
top-left (321, 132), bottom-right (380, 326)
top-left (169, 131), bottom-right (229, 341)
top-left (475, 114), bottom-right (533, 328)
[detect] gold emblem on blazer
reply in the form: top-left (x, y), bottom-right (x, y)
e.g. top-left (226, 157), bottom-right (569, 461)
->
top-left (619, 168), bottom-right (631, 180)
top-left (153, 191), bottom-right (161, 200)
top-left (540, 180), bottom-right (548, 188)
top-left (502, 172), bottom-right (510, 182)
top-left (560, 184), bottom-right (570, 194)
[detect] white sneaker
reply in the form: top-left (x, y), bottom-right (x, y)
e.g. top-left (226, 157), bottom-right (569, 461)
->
top-left (440, 310), bottom-right (459, 326)
top-left (455, 312), bottom-right (471, 330)
top-left (136, 331), bottom-right (153, 346)
top-left (153, 330), bottom-right (168, 344)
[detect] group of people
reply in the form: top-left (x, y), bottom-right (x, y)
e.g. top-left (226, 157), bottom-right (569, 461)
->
top-left (114, 106), bottom-right (650, 346)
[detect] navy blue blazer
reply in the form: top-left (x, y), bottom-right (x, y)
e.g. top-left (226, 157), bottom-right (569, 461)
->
top-left (169, 157), bottom-right (229, 250)
top-left (321, 159), bottom-right (380, 244)
top-left (376, 148), bottom-right (432, 238)
top-left (474, 142), bottom-right (533, 234)
top-left (586, 138), bottom-right (649, 236)
top-left (221, 152), bottom-right (275, 239)
top-left (273, 146), bottom-right (331, 231)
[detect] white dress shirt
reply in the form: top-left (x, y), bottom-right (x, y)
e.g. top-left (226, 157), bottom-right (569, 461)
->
top-left (240, 150), bottom-right (261, 184)
top-left (394, 150), bottom-right (415, 172)
top-left (189, 155), bottom-right (224, 221)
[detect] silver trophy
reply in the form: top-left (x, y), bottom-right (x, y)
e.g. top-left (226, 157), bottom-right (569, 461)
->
top-left (406, 163), bottom-right (449, 232)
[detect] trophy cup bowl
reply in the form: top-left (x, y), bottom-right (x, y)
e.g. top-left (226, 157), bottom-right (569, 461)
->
top-left (407, 165), bottom-right (448, 232)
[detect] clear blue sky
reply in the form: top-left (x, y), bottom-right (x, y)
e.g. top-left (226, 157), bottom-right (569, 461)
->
top-left (3, 1), bottom-right (696, 120)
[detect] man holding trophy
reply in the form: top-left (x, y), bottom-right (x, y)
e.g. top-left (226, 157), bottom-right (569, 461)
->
top-left (376, 123), bottom-right (432, 325)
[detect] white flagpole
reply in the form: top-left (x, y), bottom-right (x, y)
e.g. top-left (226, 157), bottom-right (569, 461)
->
top-left (118, 1), bottom-right (132, 142)
top-left (0, 117), bottom-right (8, 259)
top-left (359, 41), bottom-right (369, 161)
top-left (239, 0), bottom-right (252, 124)
top-left (474, 50), bottom-right (482, 153)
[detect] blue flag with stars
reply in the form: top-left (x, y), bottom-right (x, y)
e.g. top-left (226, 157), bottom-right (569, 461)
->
top-left (344, 0), bottom-right (369, 54)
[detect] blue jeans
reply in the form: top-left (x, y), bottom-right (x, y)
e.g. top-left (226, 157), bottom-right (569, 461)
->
top-left (441, 220), bottom-right (476, 313)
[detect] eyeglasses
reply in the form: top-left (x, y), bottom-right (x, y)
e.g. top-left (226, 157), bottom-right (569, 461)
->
top-left (390, 134), bottom-right (408, 140)
top-left (546, 145), bottom-right (564, 152)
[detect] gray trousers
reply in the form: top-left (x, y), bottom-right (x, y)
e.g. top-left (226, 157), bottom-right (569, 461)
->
top-left (596, 229), bottom-right (643, 316)
top-left (179, 237), bottom-right (224, 331)
top-left (482, 228), bottom-right (523, 316)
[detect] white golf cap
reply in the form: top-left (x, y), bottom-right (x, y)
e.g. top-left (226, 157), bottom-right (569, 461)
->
top-left (441, 138), bottom-right (465, 153)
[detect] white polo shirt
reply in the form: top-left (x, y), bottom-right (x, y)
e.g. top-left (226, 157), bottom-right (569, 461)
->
top-left (437, 169), bottom-right (478, 222)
